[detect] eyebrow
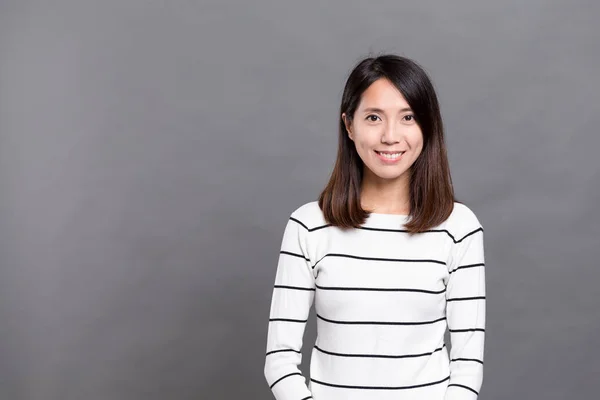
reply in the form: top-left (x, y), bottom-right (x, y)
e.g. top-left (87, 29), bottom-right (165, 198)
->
top-left (362, 107), bottom-right (413, 114)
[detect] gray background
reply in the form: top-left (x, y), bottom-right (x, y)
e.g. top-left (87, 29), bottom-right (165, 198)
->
top-left (1, 1), bottom-right (598, 399)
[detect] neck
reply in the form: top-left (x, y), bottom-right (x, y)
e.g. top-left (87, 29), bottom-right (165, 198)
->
top-left (360, 168), bottom-right (410, 214)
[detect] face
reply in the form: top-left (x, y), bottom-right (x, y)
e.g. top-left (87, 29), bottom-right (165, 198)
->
top-left (342, 78), bottom-right (424, 182)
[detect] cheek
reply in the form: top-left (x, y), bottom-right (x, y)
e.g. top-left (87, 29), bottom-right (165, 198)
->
top-left (407, 127), bottom-right (424, 147)
top-left (359, 140), bottom-right (378, 156)
top-left (354, 131), bottom-right (378, 150)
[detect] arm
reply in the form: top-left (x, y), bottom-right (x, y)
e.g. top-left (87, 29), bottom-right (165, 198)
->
top-left (444, 224), bottom-right (486, 400)
top-left (264, 212), bottom-right (315, 400)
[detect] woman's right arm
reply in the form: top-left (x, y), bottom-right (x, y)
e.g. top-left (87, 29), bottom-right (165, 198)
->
top-left (264, 212), bottom-right (315, 400)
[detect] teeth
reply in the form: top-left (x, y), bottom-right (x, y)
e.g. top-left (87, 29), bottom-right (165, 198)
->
top-left (377, 151), bottom-right (404, 159)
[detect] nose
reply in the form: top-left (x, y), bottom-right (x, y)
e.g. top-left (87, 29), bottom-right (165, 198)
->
top-left (381, 120), bottom-right (401, 144)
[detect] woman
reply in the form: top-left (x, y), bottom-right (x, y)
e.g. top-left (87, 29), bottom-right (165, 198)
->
top-left (264, 54), bottom-right (486, 400)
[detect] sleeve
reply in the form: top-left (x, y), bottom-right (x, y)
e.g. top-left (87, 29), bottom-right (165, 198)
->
top-left (263, 212), bottom-right (315, 400)
top-left (444, 223), bottom-right (486, 400)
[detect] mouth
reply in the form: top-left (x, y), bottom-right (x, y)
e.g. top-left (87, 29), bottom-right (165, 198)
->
top-left (374, 150), bottom-right (405, 161)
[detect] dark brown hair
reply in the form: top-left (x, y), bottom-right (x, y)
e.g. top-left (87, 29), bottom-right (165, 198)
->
top-left (318, 53), bottom-right (462, 234)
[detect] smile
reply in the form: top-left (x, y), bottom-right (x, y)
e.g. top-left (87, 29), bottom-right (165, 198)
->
top-left (374, 150), bottom-right (405, 162)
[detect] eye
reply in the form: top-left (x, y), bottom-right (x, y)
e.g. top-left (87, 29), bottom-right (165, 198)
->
top-left (366, 114), bottom-right (381, 122)
top-left (403, 114), bottom-right (416, 122)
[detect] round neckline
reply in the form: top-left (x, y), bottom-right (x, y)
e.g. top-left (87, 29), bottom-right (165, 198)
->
top-left (367, 212), bottom-right (409, 217)
top-left (363, 211), bottom-right (409, 227)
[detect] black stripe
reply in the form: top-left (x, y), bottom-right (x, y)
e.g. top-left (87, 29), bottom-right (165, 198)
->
top-left (280, 250), bottom-right (310, 262)
top-left (447, 383), bottom-right (479, 395)
top-left (449, 328), bottom-right (485, 333)
top-left (289, 216), bottom-right (483, 243)
top-left (455, 227), bottom-right (483, 244)
top-left (289, 216), bottom-right (310, 231)
top-left (290, 216), bottom-right (329, 232)
top-left (274, 284), bottom-right (315, 291)
top-left (359, 226), bottom-right (448, 234)
top-left (269, 317), bottom-right (309, 323)
top-left (451, 357), bottom-right (483, 364)
top-left (360, 226), bottom-right (483, 244)
top-left (449, 262), bottom-right (484, 274)
top-left (446, 296), bottom-right (486, 302)
top-left (266, 348), bottom-right (301, 356)
top-left (300, 397), bottom-right (312, 400)
top-left (269, 372), bottom-right (303, 389)
top-left (315, 283), bottom-right (445, 294)
top-left (312, 253), bottom-right (446, 270)
top-left (317, 314), bottom-right (445, 326)
top-left (314, 343), bottom-right (446, 359)
top-left (310, 375), bottom-right (450, 390)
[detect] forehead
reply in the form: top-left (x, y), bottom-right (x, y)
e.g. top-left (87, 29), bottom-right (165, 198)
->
top-left (358, 78), bottom-right (410, 110)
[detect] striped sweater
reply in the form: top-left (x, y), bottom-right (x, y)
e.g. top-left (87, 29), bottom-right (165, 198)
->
top-left (264, 200), bottom-right (486, 400)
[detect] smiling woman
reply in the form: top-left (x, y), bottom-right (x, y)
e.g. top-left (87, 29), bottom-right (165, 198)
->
top-left (320, 54), bottom-right (455, 233)
top-left (344, 78), bottom-right (421, 173)
top-left (264, 54), bottom-right (486, 400)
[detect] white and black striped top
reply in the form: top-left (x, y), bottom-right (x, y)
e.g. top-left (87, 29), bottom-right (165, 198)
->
top-left (264, 200), bottom-right (486, 400)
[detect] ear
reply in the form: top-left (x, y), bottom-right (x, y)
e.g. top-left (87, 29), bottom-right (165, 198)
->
top-left (342, 113), bottom-right (353, 140)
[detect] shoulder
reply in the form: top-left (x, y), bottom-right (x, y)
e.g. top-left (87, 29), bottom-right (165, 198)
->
top-left (446, 201), bottom-right (484, 240)
top-left (288, 200), bottom-right (326, 231)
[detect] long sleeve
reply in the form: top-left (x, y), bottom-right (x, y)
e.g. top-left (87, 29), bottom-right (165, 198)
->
top-left (444, 223), bottom-right (486, 400)
top-left (264, 213), bottom-right (315, 400)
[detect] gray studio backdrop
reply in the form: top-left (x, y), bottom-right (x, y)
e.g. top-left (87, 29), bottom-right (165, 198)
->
top-left (1, 1), bottom-right (598, 399)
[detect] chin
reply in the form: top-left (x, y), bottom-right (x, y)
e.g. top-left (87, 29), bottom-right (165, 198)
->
top-left (380, 174), bottom-right (404, 181)
top-left (368, 168), bottom-right (405, 181)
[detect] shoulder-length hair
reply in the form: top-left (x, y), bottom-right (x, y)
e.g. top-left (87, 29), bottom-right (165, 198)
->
top-left (318, 53), bottom-right (462, 234)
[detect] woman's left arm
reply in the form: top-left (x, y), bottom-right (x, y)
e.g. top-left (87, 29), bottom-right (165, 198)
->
top-left (444, 223), bottom-right (486, 400)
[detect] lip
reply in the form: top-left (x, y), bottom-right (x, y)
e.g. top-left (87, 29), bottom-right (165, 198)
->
top-left (374, 150), bottom-right (405, 164)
